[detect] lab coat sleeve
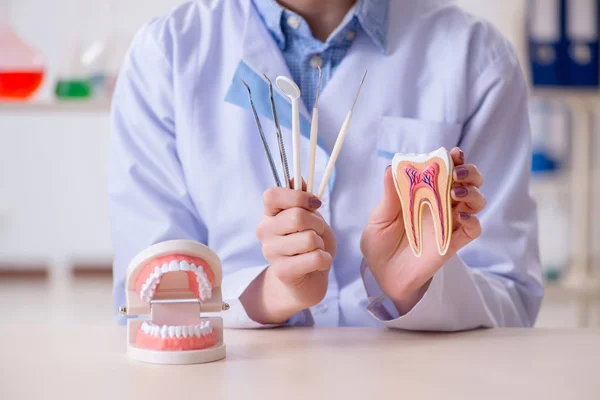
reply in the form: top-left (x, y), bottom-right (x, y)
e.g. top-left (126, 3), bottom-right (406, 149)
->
top-left (363, 50), bottom-right (544, 331)
top-left (109, 22), bottom-right (311, 328)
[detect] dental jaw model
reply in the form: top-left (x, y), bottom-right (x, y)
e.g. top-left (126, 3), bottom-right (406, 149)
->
top-left (392, 148), bottom-right (454, 257)
top-left (120, 240), bottom-right (228, 364)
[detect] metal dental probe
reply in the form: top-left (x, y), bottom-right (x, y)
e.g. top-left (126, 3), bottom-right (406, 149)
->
top-left (264, 74), bottom-right (291, 188)
top-left (241, 79), bottom-right (282, 187)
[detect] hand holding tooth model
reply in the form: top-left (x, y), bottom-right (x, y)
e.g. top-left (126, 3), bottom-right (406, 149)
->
top-left (360, 147), bottom-right (486, 314)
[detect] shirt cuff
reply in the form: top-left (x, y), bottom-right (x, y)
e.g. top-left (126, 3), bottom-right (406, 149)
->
top-left (361, 255), bottom-right (490, 331)
top-left (222, 265), bottom-right (314, 328)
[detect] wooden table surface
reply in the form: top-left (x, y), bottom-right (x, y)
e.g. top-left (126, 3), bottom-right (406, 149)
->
top-left (0, 326), bottom-right (598, 400)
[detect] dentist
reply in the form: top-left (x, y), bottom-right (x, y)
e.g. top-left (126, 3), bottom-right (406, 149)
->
top-left (110, 0), bottom-right (544, 330)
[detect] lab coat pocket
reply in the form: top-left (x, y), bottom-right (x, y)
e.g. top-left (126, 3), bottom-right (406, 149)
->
top-left (377, 116), bottom-right (463, 160)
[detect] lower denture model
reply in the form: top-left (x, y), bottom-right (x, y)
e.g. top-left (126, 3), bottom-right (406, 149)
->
top-left (392, 147), bottom-right (454, 257)
top-left (120, 240), bottom-right (228, 364)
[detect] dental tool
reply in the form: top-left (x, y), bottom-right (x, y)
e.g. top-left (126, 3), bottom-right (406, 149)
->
top-left (307, 66), bottom-right (322, 194)
top-left (316, 71), bottom-right (367, 200)
top-left (120, 240), bottom-right (229, 365)
top-left (264, 74), bottom-right (291, 188)
top-left (276, 76), bottom-right (303, 191)
top-left (241, 79), bottom-right (282, 188)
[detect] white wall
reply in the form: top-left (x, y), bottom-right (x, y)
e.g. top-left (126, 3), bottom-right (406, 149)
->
top-left (0, 1), bottom-right (527, 270)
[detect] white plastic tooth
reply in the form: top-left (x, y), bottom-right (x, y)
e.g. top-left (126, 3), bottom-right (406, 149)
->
top-left (182, 326), bottom-right (189, 338)
top-left (180, 260), bottom-right (191, 271)
top-left (153, 325), bottom-right (160, 337)
top-left (194, 325), bottom-right (201, 338)
top-left (169, 260), bottom-right (179, 272)
top-left (154, 266), bottom-right (161, 276)
top-left (168, 326), bottom-right (175, 338)
top-left (175, 326), bottom-right (182, 338)
top-left (141, 322), bottom-right (148, 333)
top-left (161, 325), bottom-right (168, 338)
top-left (162, 263), bottom-right (169, 273)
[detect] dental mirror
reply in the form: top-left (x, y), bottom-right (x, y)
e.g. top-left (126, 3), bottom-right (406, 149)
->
top-left (276, 76), bottom-right (302, 191)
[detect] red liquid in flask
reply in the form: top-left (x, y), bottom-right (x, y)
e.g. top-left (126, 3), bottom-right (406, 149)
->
top-left (0, 70), bottom-right (45, 100)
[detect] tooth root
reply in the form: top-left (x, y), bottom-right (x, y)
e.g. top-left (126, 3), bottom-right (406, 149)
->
top-left (392, 148), bottom-right (453, 257)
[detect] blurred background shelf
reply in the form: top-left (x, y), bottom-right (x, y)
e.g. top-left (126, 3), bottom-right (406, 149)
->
top-left (0, 99), bottom-right (111, 113)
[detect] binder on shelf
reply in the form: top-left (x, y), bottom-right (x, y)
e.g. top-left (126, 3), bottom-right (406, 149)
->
top-left (528, 0), bottom-right (563, 86)
top-left (565, 0), bottom-right (599, 87)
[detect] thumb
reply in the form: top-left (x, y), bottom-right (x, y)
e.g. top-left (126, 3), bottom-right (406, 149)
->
top-left (369, 166), bottom-right (402, 225)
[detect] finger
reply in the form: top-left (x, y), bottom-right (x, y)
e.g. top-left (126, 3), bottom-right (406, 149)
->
top-left (263, 186), bottom-right (321, 216)
top-left (368, 166), bottom-right (402, 225)
top-left (257, 208), bottom-right (326, 240)
top-left (451, 186), bottom-right (486, 213)
top-left (271, 250), bottom-right (333, 285)
top-left (263, 230), bottom-right (325, 260)
top-left (453, 164), bottom-right (484, 188)
top-left (449, 213), bottom-right (482, 252)
top-left (449, 147), bottom-right (465, 167)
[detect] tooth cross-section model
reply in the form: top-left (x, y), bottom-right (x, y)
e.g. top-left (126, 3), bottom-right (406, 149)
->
top-left (392, 148), bottom-right (454, 257)
top-left (121, 240), bottom-right (228, 364)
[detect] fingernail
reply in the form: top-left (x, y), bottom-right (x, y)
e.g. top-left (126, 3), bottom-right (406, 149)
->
top-left (386, 165), bottom-right (391, 171)
top-left (453, 187), bottom-right (468, 198)
top-left (308, 197), bottom-right (322, 209)
top-left (459, 212), bottom-right (471, 220)
top-left (458, 149), bottom-right (465, 162)
top-left (455, 167), bottom-right (469, 180)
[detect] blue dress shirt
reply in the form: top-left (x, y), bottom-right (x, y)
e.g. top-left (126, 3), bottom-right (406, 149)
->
top-left (252, 0), bottom-right (388, 110)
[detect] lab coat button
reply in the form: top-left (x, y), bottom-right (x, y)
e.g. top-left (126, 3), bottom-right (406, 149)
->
top-left (310, 55), bottom-right (323, 69)
top-left (346, 31), bottom-right (356, 41)
top-left (316, 303), bottom-right (328, 313)
top-left (287, 16), bottom-right (301, 29)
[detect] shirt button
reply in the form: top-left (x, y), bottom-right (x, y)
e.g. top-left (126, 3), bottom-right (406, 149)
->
top-left (310, 55), bottom-right (323, 68)
top-left (346, 31), bottom-right (356, 41)
top-left (287, 15), bottom-right (301, 29)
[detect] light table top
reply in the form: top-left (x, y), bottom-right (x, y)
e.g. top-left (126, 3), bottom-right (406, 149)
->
top-left (0, 326), bottom-right (598, 399)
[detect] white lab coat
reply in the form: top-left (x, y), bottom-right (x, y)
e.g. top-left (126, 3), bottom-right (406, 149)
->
top-left (110, 0), bottom-right (544, 330)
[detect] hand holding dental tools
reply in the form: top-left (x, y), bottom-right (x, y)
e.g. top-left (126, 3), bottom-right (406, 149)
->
top-left (241, 79), bottom-right (282, 188)
top-left (276, 76), bottom-right (302, 191)
top-left (307, 66), bottom-right (322, 194)
top-left (316, 71), bottom-right (368, 200)
top-left (264, 74), bottom-right (291, 188)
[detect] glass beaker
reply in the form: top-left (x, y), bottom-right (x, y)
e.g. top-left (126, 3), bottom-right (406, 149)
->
top-left (0, 23), bottom-right (46, 100)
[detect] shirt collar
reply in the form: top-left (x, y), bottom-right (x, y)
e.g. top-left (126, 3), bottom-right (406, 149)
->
top-left (252, 0), bottom-right (389, 53)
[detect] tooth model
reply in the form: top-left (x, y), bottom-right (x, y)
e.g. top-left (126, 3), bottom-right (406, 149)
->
top-left (392, 148), bottom-right (454, 257)
top-left (120, 240), bottom-right (228, 364)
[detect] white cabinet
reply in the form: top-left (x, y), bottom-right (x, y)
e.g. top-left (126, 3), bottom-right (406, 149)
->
top-left (0, 112), bottom-right (113, 269)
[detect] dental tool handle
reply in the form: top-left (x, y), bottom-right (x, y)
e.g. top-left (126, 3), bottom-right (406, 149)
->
top-left (317, 111), bottom-right (353, 200)
top-left (307, 108), bottom-right (319, 193)
top-left (292, 98), bottom-right (302, 191)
